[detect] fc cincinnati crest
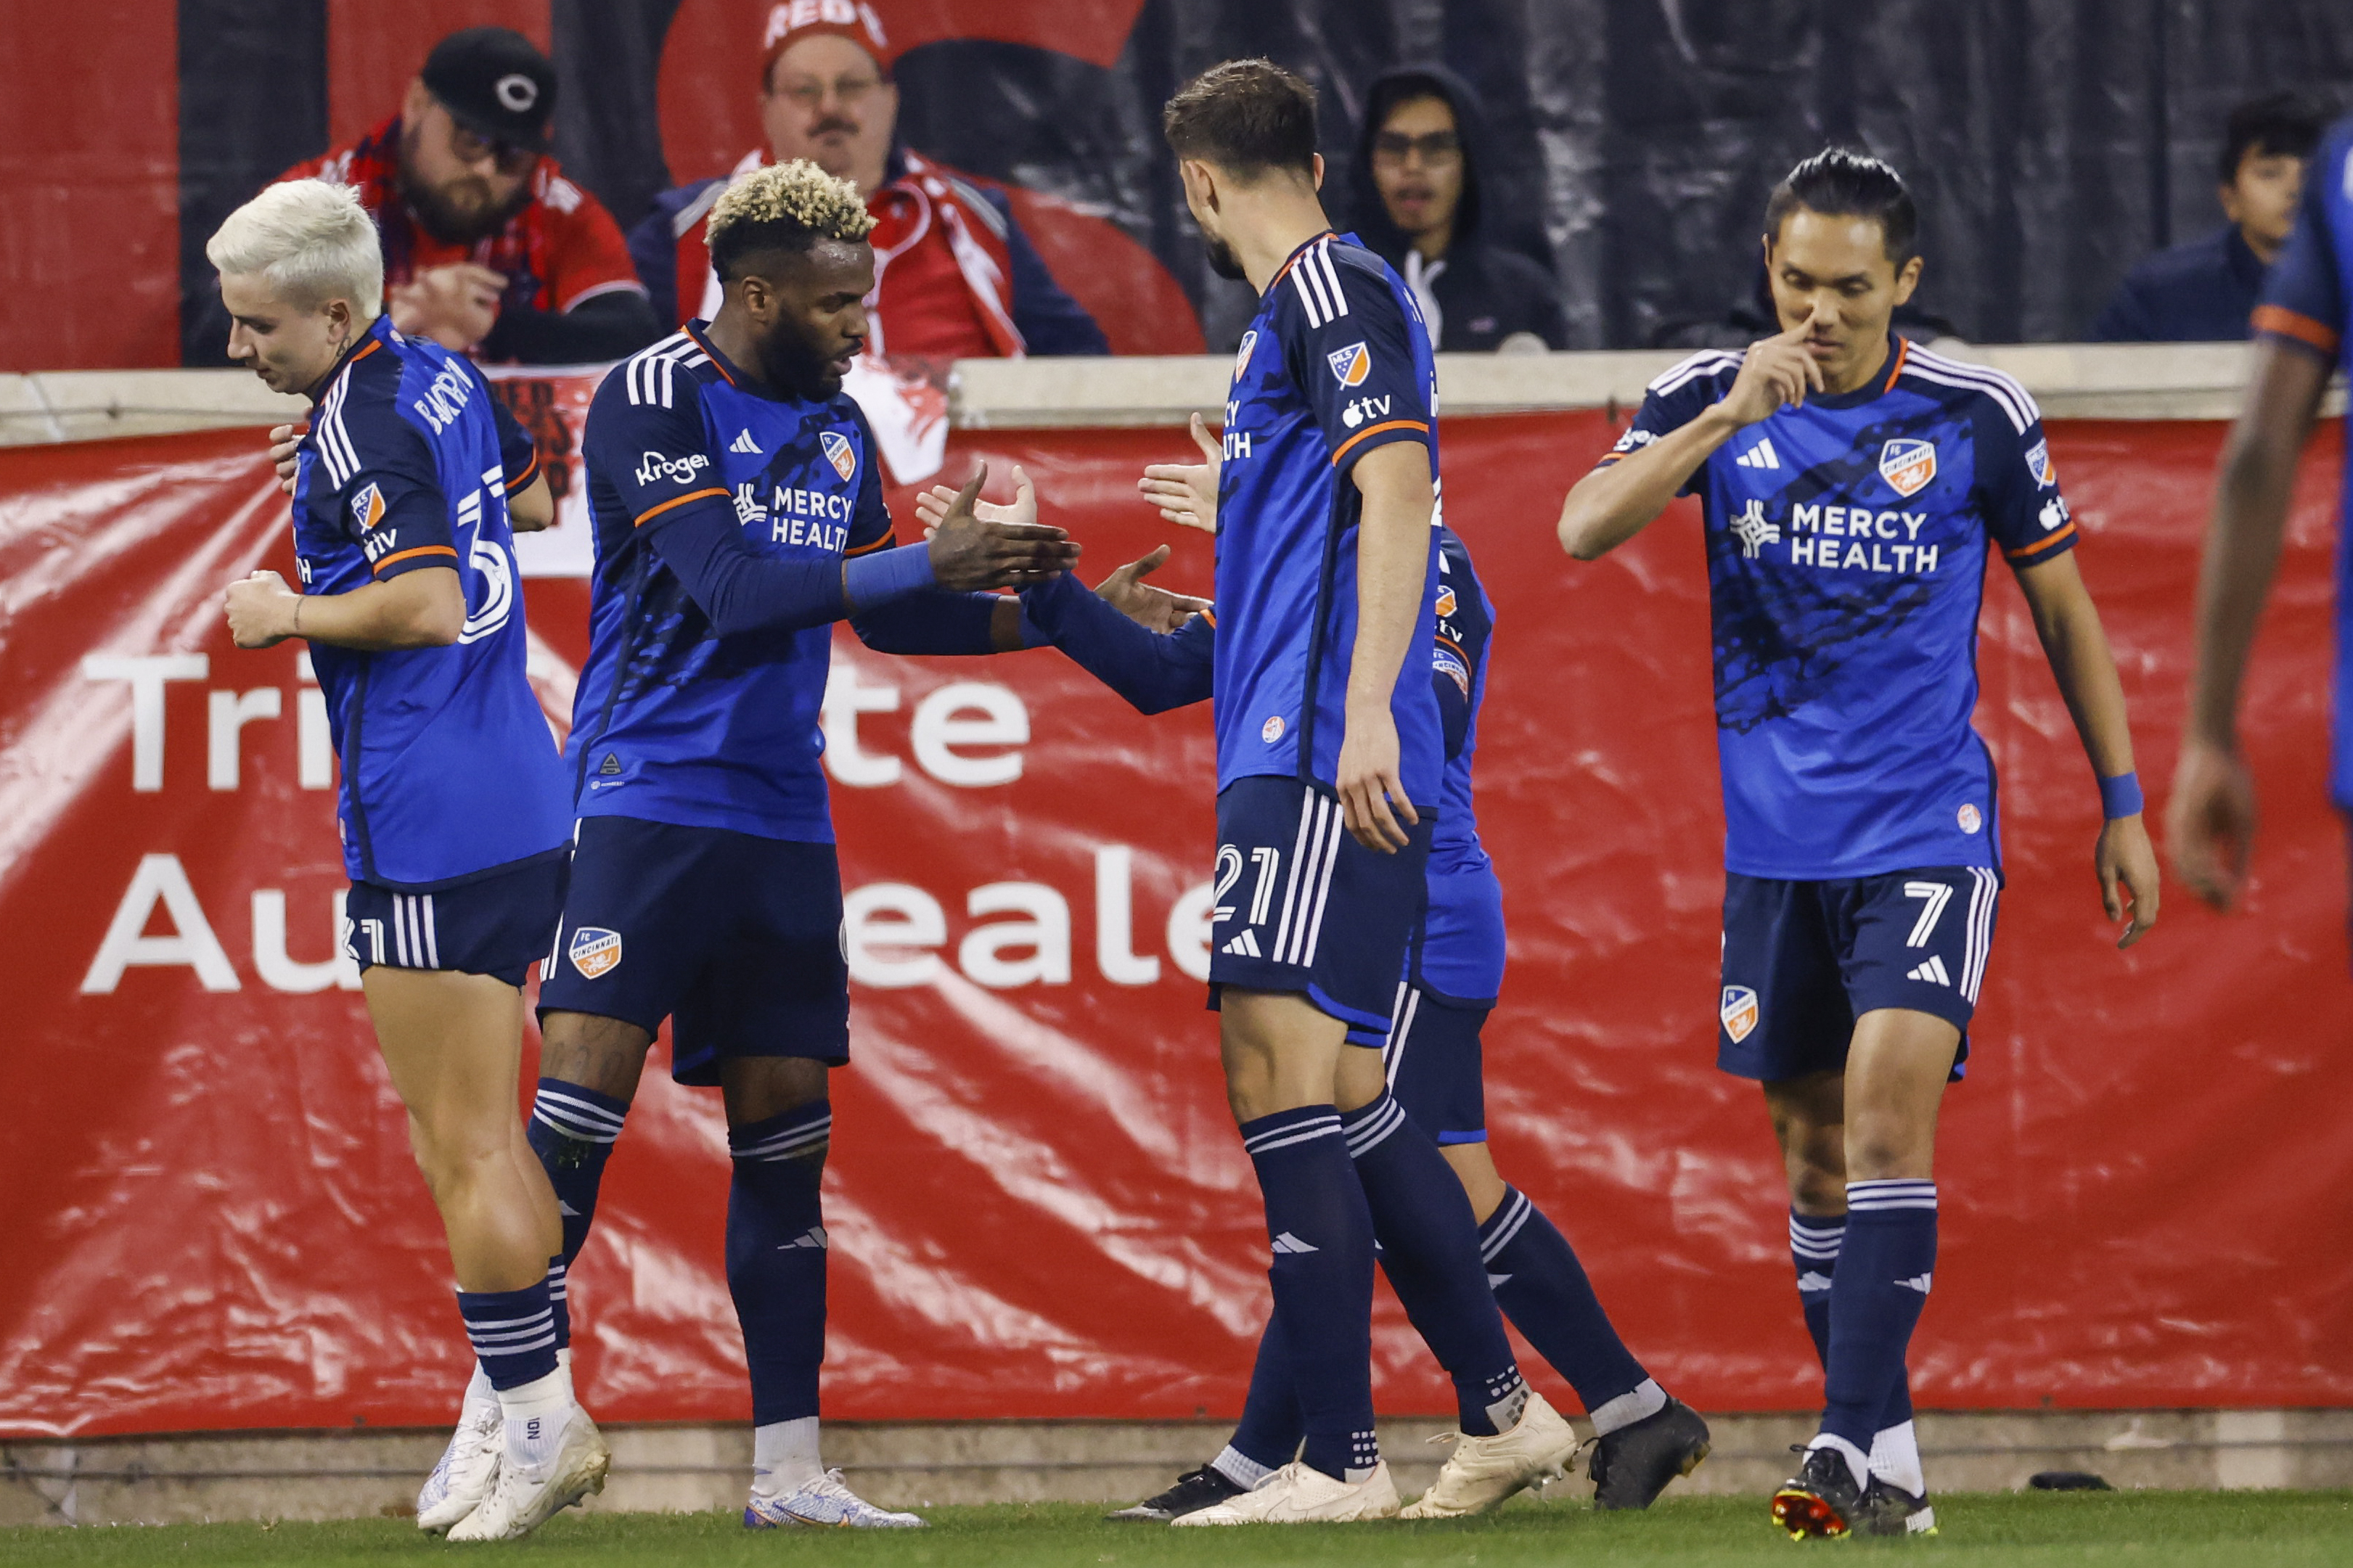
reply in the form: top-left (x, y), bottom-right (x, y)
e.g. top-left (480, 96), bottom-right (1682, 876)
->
top-left (568, 927), bottom-right (623, 980)
top-left (819, 430), bottom-right (857, 484)
top-left (1233, 328), bottom-right (1259, 382)
top-left (1327, 341), bottom-right (1371, 387)
top-left (1878, 438), bottom-right (1937, 498)
top-left (1720, 985), bottom-right (1759, 1043)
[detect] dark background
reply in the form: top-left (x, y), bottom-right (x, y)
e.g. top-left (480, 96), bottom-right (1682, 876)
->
top-left (118, 1), bottom-right (2353, 362)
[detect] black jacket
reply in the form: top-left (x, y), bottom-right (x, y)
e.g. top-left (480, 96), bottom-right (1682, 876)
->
top-left (2090, 226), bottom-right (2268, 342)
top-left (1349, 64), bottom-right (1568, 352)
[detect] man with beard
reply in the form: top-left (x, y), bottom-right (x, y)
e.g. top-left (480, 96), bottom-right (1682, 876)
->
top-left (406, 158), bottom-right (1079, 1532)
top-left (274, 27), bottom-right (663, 364)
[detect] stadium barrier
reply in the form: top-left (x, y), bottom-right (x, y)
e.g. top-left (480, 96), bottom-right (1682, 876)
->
top-left (2, 348), bottom-right (2347, 1522)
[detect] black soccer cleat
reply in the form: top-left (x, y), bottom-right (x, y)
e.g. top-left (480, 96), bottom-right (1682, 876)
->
top-left (1104, 1464), bottom-right (1247, 1522)
top-left (1588, 1396), bottom-right (1711, 1510)
top-left (1856, 1474), bottom-right (1938, 1538)
top-left (1770, 1444), bottom-right (1865, 1540)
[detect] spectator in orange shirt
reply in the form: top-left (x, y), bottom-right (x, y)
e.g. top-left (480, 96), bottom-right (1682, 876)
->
top-left (277, 27), bottom-right (663, 364)
top-left (629, 2), bottom-right (1107, 360)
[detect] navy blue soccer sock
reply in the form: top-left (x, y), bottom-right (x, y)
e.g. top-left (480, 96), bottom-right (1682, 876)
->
top-left (1480, 1186), bottom-right (1654, 1426)
top-left (1343, 1091), bottom-right (1526, 1437)
top-left (526, 1077), bottom-right (630, 1347)
top-left (1240, 1105), bottom-right (1379, 1482)
top-left (1220, 1312), bottom-right (1305, 1484)
top-left (1791, 1207), bottom-right (1920, 1442)
top-left (1819, 1181), bottom-right (1937, 1460)
top-left (727, 1101), bottom-right (833, 1427)
top-left (457, 1278), bottom-right (561, 1392)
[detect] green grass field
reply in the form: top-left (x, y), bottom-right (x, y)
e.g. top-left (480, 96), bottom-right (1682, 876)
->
top-left (7, 1493), bottom-right (2351, 1567)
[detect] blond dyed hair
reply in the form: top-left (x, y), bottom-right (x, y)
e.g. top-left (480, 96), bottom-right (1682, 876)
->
top-left (206, 180), bottom-right (384, 319)
top-left (706, 160), bottom-right (875, 279)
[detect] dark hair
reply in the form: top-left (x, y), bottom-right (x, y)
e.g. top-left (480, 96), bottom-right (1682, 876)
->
top-left (1163, 58), bottom-right (1319, 181)
top-left (1764, 147), bottom-right (1919, 266)
top-left (705, 161), bottom-right (876, 282)
top-left (2220, 91), bottom-right (2325, 183)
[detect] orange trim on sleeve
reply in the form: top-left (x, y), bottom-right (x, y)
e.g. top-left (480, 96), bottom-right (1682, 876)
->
top-left (633, 487), bottom-right (728, 526)
top-left (505, 449), bottom-right (541, 492)
top-left (1330, 419), bottom-right (1431, 467)
top-left (1883, 335), bottom-right (1912, 393)
top-left (1199, 608), bottom-right (1216, 629)
top-left (372, 544), bottom-right (459, 574)
top-left (1594, 452), bottom-right (1626, 467)
top-left (843, 531), bottom-right (899, 557)
top-left (2252, 304), bottom-right (2343, 357)
top-left (2006, 522), bottom-right (2079, 563)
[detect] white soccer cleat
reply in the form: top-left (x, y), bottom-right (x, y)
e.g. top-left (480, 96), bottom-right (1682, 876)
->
top-left (1400, 1389), bottom-right (1579, 1518)
top-left (1170, 1459), bottom-right (1400, 1525)
top-left (742, 1469), bottom-right (927, 1528)
top-left (415, 1371), bottom-right (502, 1535)
top-left (446, 1405), bottom-right (610, 1541)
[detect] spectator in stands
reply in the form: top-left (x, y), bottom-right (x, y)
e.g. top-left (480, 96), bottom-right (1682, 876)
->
top-left (2092, 91), bottom-right (2327, 342)
top-left (278, 27), bottom-right (662, 364)
top-left (631, 2), bottom-right (1106, 358)
top-left (1348, 65), bottom-right (1566, 352)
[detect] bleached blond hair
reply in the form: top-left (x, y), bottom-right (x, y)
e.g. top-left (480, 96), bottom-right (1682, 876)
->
top-left (706, 160), bottom-right (875, 279)
top-left (206, 180), bottom-right (384, 319)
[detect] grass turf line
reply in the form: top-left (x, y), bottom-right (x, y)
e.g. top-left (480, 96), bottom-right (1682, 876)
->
top-left (4, 1492), bottom-right (2351, 1566)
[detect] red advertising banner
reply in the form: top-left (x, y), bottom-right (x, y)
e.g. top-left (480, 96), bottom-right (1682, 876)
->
top-left (1, 409), bottom-right (2346, 1440)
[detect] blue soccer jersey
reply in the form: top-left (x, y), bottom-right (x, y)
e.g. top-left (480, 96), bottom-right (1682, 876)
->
top-left (1600, 336), bottom-right (2079, 879)
top-left (570, 325), bottom-right (895, 842)
top-left (1216, 231), bottom-right (1445, 806)
top-left (290, 316), bottom-right (570, 888)
top-left (2254, 113), bottom-right (2353, 809)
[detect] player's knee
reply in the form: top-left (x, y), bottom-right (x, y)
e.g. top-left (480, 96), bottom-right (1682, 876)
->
top-left (1843, 1112), bottom-right (1933, 1182)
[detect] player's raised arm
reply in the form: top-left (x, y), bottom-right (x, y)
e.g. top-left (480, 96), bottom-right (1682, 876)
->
top-left (1557, 311), bottom-right (1825, 561)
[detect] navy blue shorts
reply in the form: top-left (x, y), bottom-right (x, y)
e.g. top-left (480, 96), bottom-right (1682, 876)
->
top-left (1380, 981), bottom-right (1489, 1144)
top-left (1207, 775), bottom-right (1434, 1035)
top-left (1717, 866), bottom-right (2000, 1083)
top-left (536, 816), bottom-right (849, 1086)
top-left (343, 850), bottom-right (568, 989)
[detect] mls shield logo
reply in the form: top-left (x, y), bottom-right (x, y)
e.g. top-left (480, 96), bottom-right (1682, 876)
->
top-left (1720, 985), bottom-right (1760, 1043)
top-left (1327, 341), bottom-right (1371, 387)
top-left (350, 483), bottom-right (386, 531)
top-left (1435, 586), bottom-right (1458, 617)
top-left (1234, 329), bottom-right (1259, 382)
top-left (819, 429), bottom-right (857, 484)
top-left (2026, 438), bottom-right (2056, 487)
top-left (1878, 438), bottom-right (1937, 498)
top-left (568, 927), bottom-right (623, 980)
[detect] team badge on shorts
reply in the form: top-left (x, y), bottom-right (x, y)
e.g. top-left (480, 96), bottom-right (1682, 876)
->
top-left (1957, 803), bottom-right (1983, 834)
top-left (568, 926), bottom-right (623, 980)
top-left (1261, 714), bottom-right (1285, 743)
top-left (819, 430), bottom-right (857, 484)
top-left (1720, 985), bottom-right (1760, 1043)
top-left (1878, 438), bottom-right (1937, 498)
top-left (1327, 342), bottom-right (1371, 387)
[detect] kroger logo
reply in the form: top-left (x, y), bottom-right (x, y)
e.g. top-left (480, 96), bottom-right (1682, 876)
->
top-left (636, 450), bottom-right (711, 488)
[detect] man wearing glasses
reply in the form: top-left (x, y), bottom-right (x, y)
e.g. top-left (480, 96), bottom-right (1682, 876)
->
top-left (631, 2), bottom-right (1107, 359)
top-left (1349, 66), bottom-right (1568, 353)
top-left (275, 27), bottom-right (664, 365)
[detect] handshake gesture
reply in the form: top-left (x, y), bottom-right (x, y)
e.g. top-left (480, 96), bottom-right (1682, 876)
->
top-left (919, 463), bottom-right (1081, 589)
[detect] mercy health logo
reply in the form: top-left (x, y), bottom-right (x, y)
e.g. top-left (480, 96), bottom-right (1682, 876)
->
top-left (1327, 341), bottom-right (1371, 387)
top-left (820, 430), bottom-right (858, 484)
top-left (636, 450), bottom-right (711, 488)
top-left (1721, 985), bottom-right (1759, 1043)
top-left (1878, 438), bottom-right (1937, 498)
top-left (568, 926), bottom-right (623, 980)
top-left (1734, 499), bottom-right (1944, 577)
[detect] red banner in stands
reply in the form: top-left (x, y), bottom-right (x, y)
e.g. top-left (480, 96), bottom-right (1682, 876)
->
top-left (1, 411), bottom-right (2346, 1439)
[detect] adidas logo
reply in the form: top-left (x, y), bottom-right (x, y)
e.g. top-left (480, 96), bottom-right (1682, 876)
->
top-left (598, 753), bottom-right (622, 776)
top-left (1906, 955), bottom-right (1952, 986)
top-left (1796, 1271), bottom-right (1833, 1293)
top-left (557, 1199), bottom-right (581, 1217)
top-left (1735, 437), bottom-right (1781, 469)
top-left (1486, 1272), bottom-right (1513, 1289)
top-left (1221, 929), bottom-right (1262, 958)
top-left (1271, 1231), bottom-right (1319, 1255)
top-left (729, 429), bottom-right (763, 454)
top-left (1896, 1272), bottom-right (1933, 1293)
top-left (781, 1226), bottom-right (829, 1250)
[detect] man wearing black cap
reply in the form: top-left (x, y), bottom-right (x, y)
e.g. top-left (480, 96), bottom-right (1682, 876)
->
top-left (275, 26), bottom-right (662, 364)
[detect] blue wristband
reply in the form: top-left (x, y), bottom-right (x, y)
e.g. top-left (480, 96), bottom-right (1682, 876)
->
top-left (2098, 771), bottom-right (2143, 819)
top-left (842, 541), bottom-right (936, 608)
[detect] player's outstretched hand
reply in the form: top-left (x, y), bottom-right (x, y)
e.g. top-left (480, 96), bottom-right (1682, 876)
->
top-left (267, 423), bottom-right (306, 496)
top-left (224, 569), bottom-right (300, 649)
top-left (2166, 738), bottom-right (2257, 911)
top-left (2097, 813), bottom-right (2161, 948)
top-left (1335, 708), bottom-right (1417, 853)
top-left (924, 463), bottom-right (1080, 590)
top-left (1097, 545), bottom-right (1212, 633)
top-left (1137, 412), bottom-right (1221, 534)
top-left (1719, 306), bottom-right (1828, 427)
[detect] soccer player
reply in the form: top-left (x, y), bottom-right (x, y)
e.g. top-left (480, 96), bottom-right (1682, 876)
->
top-left (457, 159), bottom-right (1073, 1532)
top-left (1555, 149), bottom-right (2160, 1540)
top-left (2171, 109), bottom-right (2353, 911)
top-left (210, 180), bottom-right (605, 1541)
